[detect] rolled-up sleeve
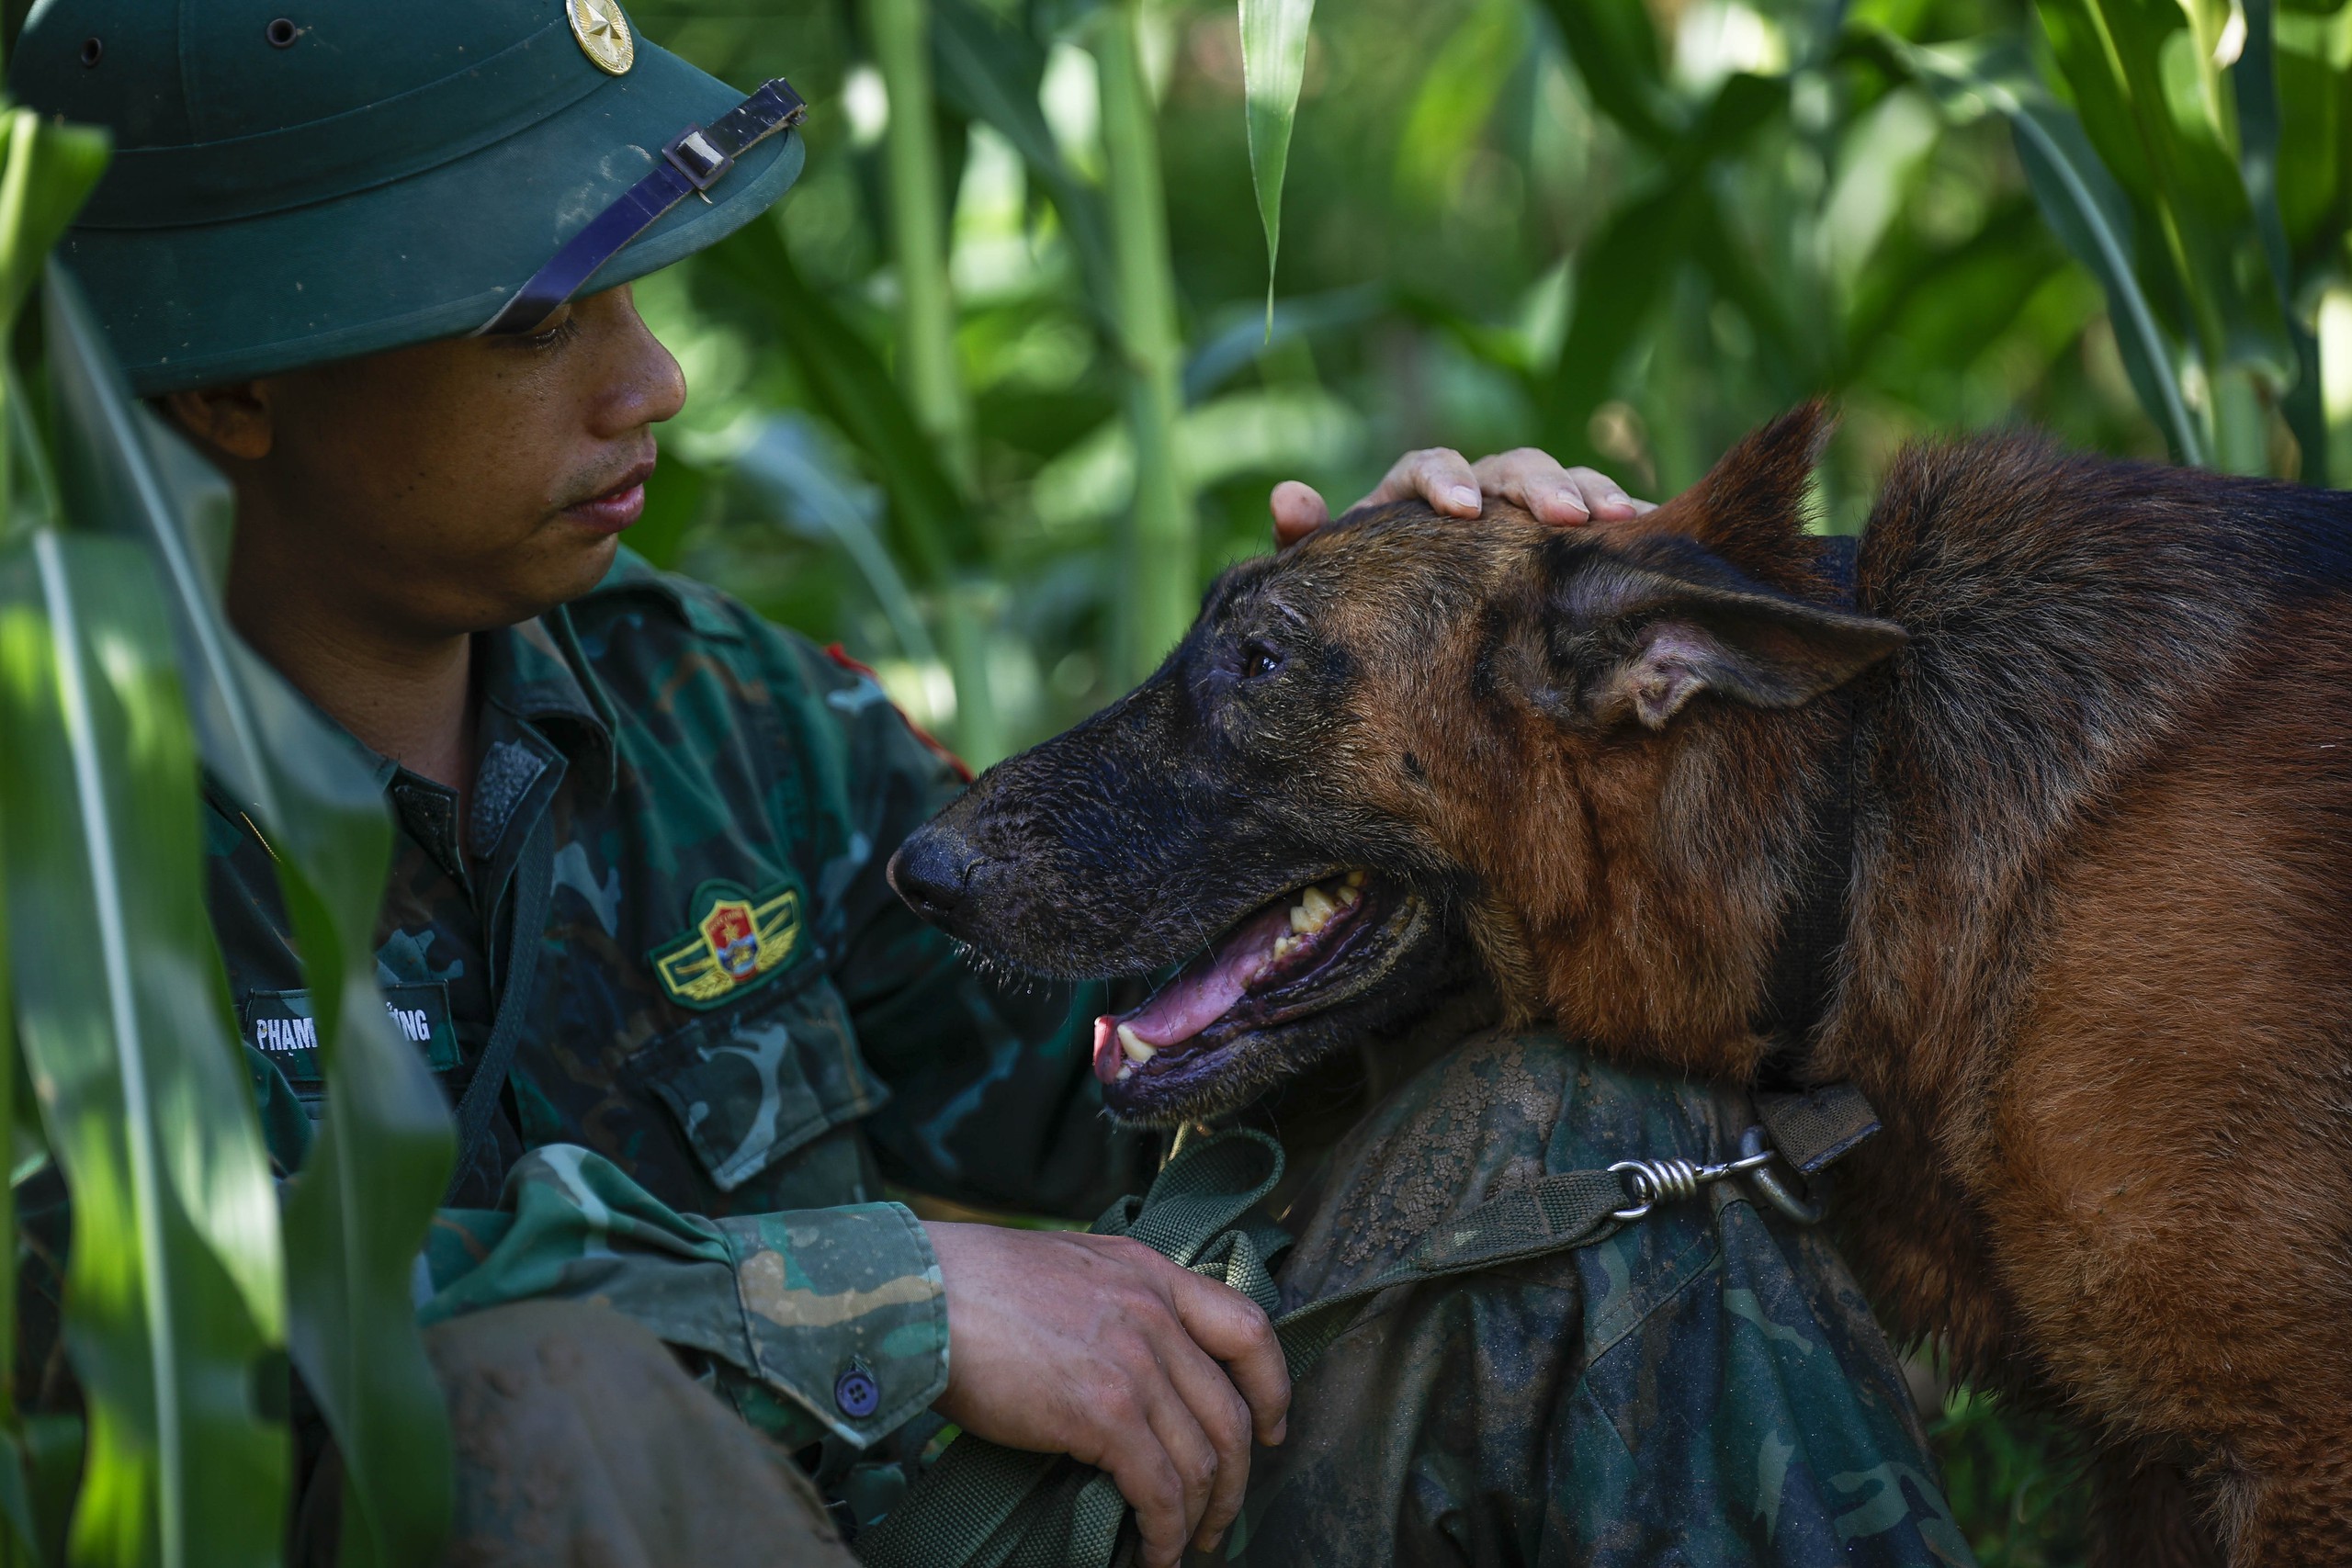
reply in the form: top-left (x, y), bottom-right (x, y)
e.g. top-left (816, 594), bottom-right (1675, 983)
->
top-left (418, 1144), bottom-right (947, 1450)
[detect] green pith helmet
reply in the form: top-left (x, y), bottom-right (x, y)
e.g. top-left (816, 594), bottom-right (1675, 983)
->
top-left (9, 0), bottom-right (807, 394)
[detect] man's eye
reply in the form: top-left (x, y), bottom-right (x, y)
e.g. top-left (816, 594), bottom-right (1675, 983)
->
top-left (1239, 640), bottom-right (1283, 681)
top-left (520, 311), bottom-right (582, 351)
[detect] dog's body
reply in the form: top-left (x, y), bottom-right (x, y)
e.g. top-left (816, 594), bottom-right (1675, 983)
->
top-left (894, 408), bottom-right (2352, 1564)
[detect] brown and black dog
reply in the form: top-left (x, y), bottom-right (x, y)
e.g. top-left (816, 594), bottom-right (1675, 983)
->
top-left (890, 406), bottom-right (2352, 1565)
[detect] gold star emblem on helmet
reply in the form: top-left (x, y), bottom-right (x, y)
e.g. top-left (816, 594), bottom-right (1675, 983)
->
top-left (566, 0), bottom-right (635, 75)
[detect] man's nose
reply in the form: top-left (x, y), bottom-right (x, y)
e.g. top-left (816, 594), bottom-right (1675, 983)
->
top-left (888, 823), bottom-right (984, 927)
top-left (584, 284), bottom-right (688, 432)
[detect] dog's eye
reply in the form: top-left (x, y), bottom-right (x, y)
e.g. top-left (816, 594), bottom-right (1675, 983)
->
top-left (1238, 640), bottom-right (1284, 681)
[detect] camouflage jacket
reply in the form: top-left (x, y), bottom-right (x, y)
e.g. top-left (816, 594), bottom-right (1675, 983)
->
top-left (1220, 1029), bottom-right (1973, 1568)
top-left (204, 547), bottom-right (1144, 1458)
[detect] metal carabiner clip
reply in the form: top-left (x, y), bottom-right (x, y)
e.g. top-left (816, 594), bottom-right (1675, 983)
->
top-left (1607, 1127), bottom-right (1826, 1225)
top-left (1608, 1144), bottom-right (1776, 1222)
top-left (1740, 1124), bottom-right (1825, 1225)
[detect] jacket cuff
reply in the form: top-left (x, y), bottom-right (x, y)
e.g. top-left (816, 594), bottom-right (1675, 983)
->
top-left (718, 1201), bottom-right (948, 1447)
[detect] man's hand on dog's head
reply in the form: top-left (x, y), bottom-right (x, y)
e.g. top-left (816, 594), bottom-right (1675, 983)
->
top-left (1269, 446), bottom-right (1655, 546)
top-left (924, 1222), bottom-right (1289, 1567)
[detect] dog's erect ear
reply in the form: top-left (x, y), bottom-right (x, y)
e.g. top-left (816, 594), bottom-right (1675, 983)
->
top-left (1635, 401), bottom-right (1834, 592)
top-left (1537, 538), bottom-right (1905, 730)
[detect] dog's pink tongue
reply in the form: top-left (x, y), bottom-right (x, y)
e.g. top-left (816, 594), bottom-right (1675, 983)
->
top-left (1090, 904), bottom-right (1293, 1084)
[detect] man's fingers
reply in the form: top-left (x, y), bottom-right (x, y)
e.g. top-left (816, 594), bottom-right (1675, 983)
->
top-left (1094, 1412), bottom-right (1193, 1568)
top-left (1467, 449), bottom-right (1648, 525)
top-left (1140, 1370), bottom-right (1228, 1562)
top-left (1353, 447), bottom-right (1481, 518)
top-left (1275, 448), bottom-right (1652, 544)
top-left (1470, 447), bottom-right (1586, 523)
top-left (1564, 464), bottom-right (1650, 519)
top-left (1268, 479), bottom-right (1330, 547)
top-left (1166, 1269), bottom-right (1290, 1446)
top-left (1152, 1328), bottom-right (1255, 1551)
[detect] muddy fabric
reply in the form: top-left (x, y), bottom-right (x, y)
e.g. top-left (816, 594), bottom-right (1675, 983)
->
top-left (424, 1300), bottom-right (854, 1568)
top-left (201, 546), bottom-right (1147, 1454)
top-left (1216, 1029), bottom-right (1973, 1568)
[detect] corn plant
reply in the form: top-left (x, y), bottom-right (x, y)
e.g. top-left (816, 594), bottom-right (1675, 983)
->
top-left (0, 102), bottom-right (456, 1568)
top-left (1865, 0), bottom-right (2349, 479)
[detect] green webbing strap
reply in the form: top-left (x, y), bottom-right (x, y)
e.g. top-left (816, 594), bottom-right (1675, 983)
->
top-left (854, 1128), bottom-right (1635, 1568)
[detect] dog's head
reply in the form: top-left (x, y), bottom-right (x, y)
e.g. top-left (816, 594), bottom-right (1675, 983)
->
top-left (891, 406), bottom-right (1905, 1122)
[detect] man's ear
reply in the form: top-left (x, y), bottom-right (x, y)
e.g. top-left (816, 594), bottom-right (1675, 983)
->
top-left (1540, 545), bottom-right (1905, 730)
top-left (162, 381), bottom-right (274, 463)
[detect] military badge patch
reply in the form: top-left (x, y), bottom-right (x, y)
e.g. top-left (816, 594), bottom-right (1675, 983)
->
top-left (565, 0), bottom-right (635, 75)
top-left (651, 880), bottom-right (806, 1009)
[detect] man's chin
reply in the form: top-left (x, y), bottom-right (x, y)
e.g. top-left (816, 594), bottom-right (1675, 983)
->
top-left (545, 529), bottom-right (625, 604)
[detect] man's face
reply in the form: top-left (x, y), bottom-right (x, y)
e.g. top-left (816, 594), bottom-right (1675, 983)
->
top-left (179, 283), bottom-right (685, 638)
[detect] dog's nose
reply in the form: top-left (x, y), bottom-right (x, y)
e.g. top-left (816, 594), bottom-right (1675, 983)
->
top-left (888, 823), bottom-right (982, 927)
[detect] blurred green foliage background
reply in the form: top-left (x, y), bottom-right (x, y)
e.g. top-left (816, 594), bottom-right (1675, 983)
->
top-left (622, 0), bottom-right (2349, 779)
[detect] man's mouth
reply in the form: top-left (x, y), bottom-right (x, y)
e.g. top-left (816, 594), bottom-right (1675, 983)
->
top-left (1092, 870), bottom-right (1408, 1093)
top-left (562, 455), bottom-right (656, 534)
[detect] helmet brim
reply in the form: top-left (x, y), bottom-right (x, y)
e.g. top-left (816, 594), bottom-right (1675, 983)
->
top-left (62, 39), bottom-right (802, 395)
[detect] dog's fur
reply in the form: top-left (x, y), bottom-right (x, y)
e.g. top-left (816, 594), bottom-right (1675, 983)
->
top-left (895, 407), bottom-right (2352, 1564)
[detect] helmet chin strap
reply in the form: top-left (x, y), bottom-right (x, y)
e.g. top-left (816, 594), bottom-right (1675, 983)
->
top-left (473, 76), bottom-right (806, 337)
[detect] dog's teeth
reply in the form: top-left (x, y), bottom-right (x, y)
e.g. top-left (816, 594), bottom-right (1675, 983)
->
top-left (1273, 934), bottom-right (1298, 959)
top-left (1345, 870), bottom-right (1367, 889)
top-left (1115, 1063), bottom-right (1134, 1082)
top-left (1289, 902), bottom-right (1314, 934)
top-left (1117, 1023), bottom-right (1157, 1065)
top-left (1335, 883), bottom-right (1360, 908)
top-left (1300, 886), bottom-right (1337, 927)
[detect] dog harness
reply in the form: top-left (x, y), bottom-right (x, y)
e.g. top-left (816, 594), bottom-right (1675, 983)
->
top-left (855, 1082), bottom-right (1881, 1568)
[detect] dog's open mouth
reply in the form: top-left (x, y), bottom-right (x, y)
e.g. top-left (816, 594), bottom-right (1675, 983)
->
top-left (1090, 871), bottom-right (1440, 1120)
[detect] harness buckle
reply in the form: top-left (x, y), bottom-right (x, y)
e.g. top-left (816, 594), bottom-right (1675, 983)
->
top-left (662, 125), bottom-right (734, 201)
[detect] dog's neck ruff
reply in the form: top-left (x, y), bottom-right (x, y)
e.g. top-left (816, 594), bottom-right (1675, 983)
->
top-left (1753, 535), bottom-right (1860, 1081)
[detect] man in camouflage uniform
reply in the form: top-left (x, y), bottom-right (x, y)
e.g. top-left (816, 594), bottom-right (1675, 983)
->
top-left (13, 3), bottom-right (1664, 1564)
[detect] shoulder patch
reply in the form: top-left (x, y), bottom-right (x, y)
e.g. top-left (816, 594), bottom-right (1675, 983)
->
top-left (823, 643), bottom-right (973, 784)
top-left (650, 878), bottom-right (810, 1010)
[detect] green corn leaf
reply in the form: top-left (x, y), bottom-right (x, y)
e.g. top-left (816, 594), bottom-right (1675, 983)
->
top-left (706, 218), bottom-right (965, 583)
top-left (930, 0), bottom-right (1119, 321)
top-left (1872, 30), bottom-right (2208, 465)
top-left (703, 218), bottom-right (1007, 759)
top-left (0, 108), bottom-right (108, 331)
top-left (2034, 0), bottom-right (2295, 469)
top-left (1532, 73), bottom-right (1788, 458)
top-left (0, 653), bottom-right (20, 1568)
top-left (731, 414), bottom-right (942, 668)
top-left (1838, 195), bottom-right (2065, 382)
top-left (0, 528), bottom-right (287, 1568)
top-left (1532, 0), bottom-right (1682, 148)
top-left (1393, 0), bottom-right (1524, 213)
top-left (1536, 178), bottom-right (1708, 461)
top-left (2230, 0), bottom-right (2327, 479)
top-left (1238, 0), bottom-right (1316, 330)
top-left (40, 275), bottom-right (455, 1568)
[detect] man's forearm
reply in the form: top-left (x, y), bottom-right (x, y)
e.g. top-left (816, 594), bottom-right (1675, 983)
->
top-left (421, 1145), bottom-right (947, 1450)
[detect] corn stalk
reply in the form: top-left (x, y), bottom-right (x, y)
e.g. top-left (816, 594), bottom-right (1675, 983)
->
top-left (1091, 0), bottom-right (1197, 686)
